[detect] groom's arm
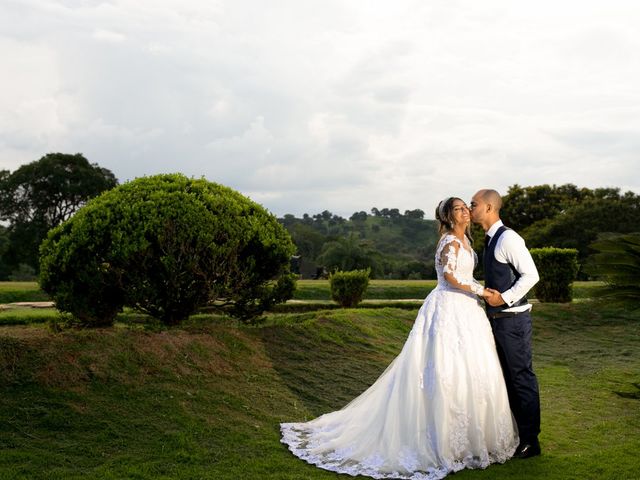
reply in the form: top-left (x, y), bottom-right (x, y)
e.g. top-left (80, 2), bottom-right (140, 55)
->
top-left (487, 231), bottom-right (539, 307)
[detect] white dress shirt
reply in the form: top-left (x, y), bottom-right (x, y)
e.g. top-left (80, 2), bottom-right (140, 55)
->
top-left (486, 220), bottom-right (540, 312)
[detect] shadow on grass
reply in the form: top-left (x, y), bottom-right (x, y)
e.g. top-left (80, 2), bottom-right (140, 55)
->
top-left (614, 382), bottom-right (640, 400)
top-left (256, 308), bottom-right (415, 417)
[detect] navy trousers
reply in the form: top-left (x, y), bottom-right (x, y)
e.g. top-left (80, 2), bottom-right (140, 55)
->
top-left (489, 310), bottom-right (541, 443)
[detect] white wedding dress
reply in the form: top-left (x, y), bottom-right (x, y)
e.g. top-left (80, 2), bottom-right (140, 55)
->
top-left (280, 234), bottom-right (518, 479)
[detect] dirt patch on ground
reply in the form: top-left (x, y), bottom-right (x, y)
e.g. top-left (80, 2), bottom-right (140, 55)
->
top-left (0, 325), bottom-right (52, 340)
top-left (133, 329), bottom-right (239, 377)
top-left (0, 302), bottom-right (55, 309)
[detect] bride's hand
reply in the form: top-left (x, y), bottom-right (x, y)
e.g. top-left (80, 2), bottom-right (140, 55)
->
top-left (482, 288), bottom-right (495, 299)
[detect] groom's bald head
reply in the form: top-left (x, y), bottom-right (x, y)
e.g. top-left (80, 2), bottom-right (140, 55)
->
top-left (470, 189), bottom-right (503, 231)
top-left (476, 189), bottom-right (502, 213)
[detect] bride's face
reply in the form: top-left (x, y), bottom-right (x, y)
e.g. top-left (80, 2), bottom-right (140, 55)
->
top-left (451, 199), bottom-right (470, 226)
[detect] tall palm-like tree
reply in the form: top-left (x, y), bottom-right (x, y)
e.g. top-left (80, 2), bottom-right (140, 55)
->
top-left (586, 232), bottom-right (640, 307)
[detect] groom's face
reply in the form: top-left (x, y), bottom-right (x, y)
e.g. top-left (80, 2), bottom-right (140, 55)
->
top-left (469, 193), bottom-right (485, 223)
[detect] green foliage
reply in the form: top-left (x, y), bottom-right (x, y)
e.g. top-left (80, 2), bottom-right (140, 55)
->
top-left (0, 225), bottom-right (9, 279)
top-left (318, 235), bottom-right (383, 277)
top-left (516, 189), bottom-right (640, 280)
top-left (225, 272), bottom-right (298, 323)
top-left (7, 263), bottom-right (37, 281)
top-left (0, 153), bottom-right (117, 276)
top-left (530, 247), bottom-right (579, 302)
top-left (284, 223), bottom-right (326, 260)
top-left (39, 174), bottom-right (296, 326)
top-left (329, 269), bottom-right (370, 307)
top-left (280, 210), bottom-right (439, 279)
top-left (501, 183), bottom-right (590, 232)
top-left (585, 232), bottom-right (640, 307)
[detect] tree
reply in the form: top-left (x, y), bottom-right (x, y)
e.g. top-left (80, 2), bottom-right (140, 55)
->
top-left (404, 209), bottom-right (425, 219)
top-left (278, 209), bottom-right (439, 279)
top-left (318, 234), bottom-right (382, 277)
top-left (281, 213), bottom-right (297, 227)
top-left (39, 174), bottom-right (296, 326)
top-left (287, 223), bottom-right (326, 261)
top-left (398, 260), bottom-right (432, 279)
top-left (495, 184), bottom-right (640, 279)
top-left (522, 195), bottom-right (640, 277)
top-left (585, 232), bottom-right (640, 307)
top-left (500, 183), bottom-right (587, 232)
top-left (0, 226), bottom-right (10, 279)
top-left (0, 153), bottom-right (117, 276)
top-left (350, 211), bottom-right (368, 222)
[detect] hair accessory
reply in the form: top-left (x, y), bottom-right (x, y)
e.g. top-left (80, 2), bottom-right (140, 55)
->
top-left (438, 197), bottom-right (452, 220)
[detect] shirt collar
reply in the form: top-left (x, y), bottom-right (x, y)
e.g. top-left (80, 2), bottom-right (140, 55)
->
top-left (486, 220), bottom-right (504, 239)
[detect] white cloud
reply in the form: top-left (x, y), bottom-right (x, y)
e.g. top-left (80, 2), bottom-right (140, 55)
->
top-left (92, 29), bottom-right (126, 43)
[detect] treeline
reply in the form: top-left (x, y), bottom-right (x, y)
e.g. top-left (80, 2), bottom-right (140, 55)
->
top-left (1, 151), bottom-right (639, 282)
top-left (498, 184), bottom-right (640, 277)
top-left (280, 210), bottom-right (439, 279)
top-left (281, 184), bottom-right (640, 280)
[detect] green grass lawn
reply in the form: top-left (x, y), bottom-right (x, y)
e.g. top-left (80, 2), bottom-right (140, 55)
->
top-left (0, 282), bottom-right (49, 304)
top-left (1, 300), bottom-right (638, 479)
top-left (292, 279), bottom-right (438, 300)
top-left (0, 280), bottom-right (604, 305)
top-left (295, 279), bottom-right (604, 301)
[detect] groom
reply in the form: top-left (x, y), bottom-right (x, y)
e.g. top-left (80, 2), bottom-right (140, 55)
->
top-left (470, 189), bottom-right (542, 459)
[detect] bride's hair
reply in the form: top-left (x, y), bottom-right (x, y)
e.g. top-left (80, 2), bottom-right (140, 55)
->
top-left (435, 197), bottom-right (471, 239)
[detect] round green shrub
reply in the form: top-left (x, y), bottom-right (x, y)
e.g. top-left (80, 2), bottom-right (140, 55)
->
top-left (530, 247), bottom-right (579, 303)
top-left (329, 269), bottom-right (370, 307)
top-left (39, 174), bottom-right (296, 326)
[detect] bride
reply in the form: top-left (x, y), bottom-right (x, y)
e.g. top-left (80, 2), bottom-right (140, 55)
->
top-left (280, 197), bottom-right (519, 479)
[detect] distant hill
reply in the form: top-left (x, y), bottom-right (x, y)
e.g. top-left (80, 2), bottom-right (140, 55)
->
top-left (279, 209), bottom-right (440, 279)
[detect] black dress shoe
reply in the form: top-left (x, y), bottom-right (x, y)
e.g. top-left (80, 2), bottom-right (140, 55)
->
top-left (515, 441), bottom-right (541, 459)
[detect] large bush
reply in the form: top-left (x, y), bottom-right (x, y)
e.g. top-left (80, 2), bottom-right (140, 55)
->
top-left (329, 269), bottom-right (370, 307)
top-left (530, 247), bottom-right (579, 303)
top-left (39, 174), bottom-right (296, 326)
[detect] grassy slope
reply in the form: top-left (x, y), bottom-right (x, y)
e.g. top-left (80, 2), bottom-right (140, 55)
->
top-left (1, 303), bottom-right (639, 479)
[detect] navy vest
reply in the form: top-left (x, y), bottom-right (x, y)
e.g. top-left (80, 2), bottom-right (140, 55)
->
top-left (483, 225), bottom-right (528, 315)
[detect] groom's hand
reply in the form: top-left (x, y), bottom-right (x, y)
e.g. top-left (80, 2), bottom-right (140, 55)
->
top-left (485, 289), bottom-right (505, 306)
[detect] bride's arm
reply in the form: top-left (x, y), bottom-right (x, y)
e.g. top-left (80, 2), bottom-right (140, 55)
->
top-left (440, 241), bottom-right (486, 297)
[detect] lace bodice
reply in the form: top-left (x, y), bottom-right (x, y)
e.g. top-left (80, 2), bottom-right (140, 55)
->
top-left (435, 234), bottom-right (484, 296)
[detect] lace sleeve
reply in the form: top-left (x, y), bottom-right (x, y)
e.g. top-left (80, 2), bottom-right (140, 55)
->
top-left (440, 239), bottom-right (485, 296)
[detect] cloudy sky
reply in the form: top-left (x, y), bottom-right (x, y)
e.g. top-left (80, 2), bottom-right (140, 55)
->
top-left (2, 0), bottom-right (640, 218)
